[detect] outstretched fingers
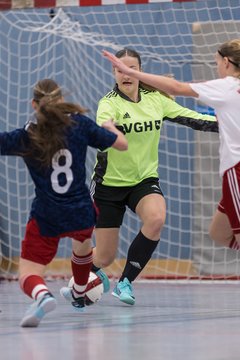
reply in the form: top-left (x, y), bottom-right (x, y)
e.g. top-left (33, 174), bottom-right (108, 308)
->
top-left (102, 50), bottom-right (128, 74)
top-left (102, 50), bottom-right (117, 63)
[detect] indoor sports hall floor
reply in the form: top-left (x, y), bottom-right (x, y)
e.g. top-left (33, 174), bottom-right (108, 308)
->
top-left (1, 279), bottom-right (240, 360)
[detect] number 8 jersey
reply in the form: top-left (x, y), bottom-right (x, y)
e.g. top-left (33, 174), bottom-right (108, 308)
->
top-left (0, 113), bottom-right (117, 236)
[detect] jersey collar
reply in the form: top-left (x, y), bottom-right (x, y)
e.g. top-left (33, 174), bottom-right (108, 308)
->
top-left (114, 84), bottom-right (141, 103)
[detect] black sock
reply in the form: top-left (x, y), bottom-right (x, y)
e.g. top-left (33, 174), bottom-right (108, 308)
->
top-left (91, 264), bottom-right (100, 273)
top-left (119, 231), bottom-right (159, 282)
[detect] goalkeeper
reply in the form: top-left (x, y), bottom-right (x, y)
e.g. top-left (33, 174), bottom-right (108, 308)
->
top-left (90, 48), bottom-right (218, 306)
top-left (103, 39), bottom-right (240, 263)
top-left (0, 79), bottom-right (127, 327)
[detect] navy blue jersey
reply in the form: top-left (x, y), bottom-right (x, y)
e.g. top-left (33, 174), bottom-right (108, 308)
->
top-left (0, 113), bottom-right (117, 236)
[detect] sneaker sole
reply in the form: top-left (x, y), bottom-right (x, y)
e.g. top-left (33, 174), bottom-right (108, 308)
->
top-left (111, 291), bottom-right (120, 299)
top-left (72, 306), bottom-right (85, 313)
top-left (111, 291), bottom-right (135, 306)
top-left (20, 297), bottom-right (57, 327)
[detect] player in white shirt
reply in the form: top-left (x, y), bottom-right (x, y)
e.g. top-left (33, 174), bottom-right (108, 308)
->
top-left (103, 38), bottom-right (240, 250)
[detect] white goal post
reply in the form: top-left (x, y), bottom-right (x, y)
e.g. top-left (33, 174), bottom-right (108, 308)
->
top-left (0, 1), bottom-right (240, 280)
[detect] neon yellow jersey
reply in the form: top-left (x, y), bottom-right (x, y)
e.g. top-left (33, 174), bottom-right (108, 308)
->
top-left (93, 86), bottom-right (217, 187)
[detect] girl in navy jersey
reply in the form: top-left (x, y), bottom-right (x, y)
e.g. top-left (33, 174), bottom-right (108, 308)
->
top-left (85, 48), bottom-right (219, 306)
top-left (1, 78), bottom-right (127, 327)
top-left (103, 38), bottom-right (240, 263)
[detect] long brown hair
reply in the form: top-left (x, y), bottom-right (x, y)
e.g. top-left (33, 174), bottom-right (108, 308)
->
top-left (27, 79), bottom-right (87, 167)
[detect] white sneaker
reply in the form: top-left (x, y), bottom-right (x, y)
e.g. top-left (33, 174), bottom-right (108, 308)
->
top-left (60, 287), bottom-right (85, 312)
top-left (60, 287), bottom-right (72, 302)
top-left (20, 293), bottom-right (57, 327)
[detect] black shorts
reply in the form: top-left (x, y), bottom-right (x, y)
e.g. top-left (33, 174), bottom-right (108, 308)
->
top-left (90, 177), bottom-right (164, 228)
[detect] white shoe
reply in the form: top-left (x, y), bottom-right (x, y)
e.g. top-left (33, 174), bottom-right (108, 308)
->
top-left (60, 287), bottom-right (72, 302)
top-left (60, 287), bottom-right (85, 312)
top-left (20, 293), bottom-right (57, 327)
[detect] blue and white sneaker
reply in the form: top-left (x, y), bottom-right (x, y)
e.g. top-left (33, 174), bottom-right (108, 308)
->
top-left (20, 292), bottom-right (57, 327)
top-left (112, 278), bottom-right (135, 305)
top-left (60, 287), bottom-right (85, 312)
top-left (95, 269), bottom-right (110, 293)
top-left (60, 286), bottom-right (72, 302)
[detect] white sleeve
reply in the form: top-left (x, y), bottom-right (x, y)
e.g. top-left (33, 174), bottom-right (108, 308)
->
top-left (189, 79), bottom-right (226, 108)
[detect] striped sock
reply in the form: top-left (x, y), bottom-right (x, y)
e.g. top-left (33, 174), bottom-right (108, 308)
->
top-left (20, 275), bottom-right (49, 300)
top-left (71, 251), bottom-right (93, 298)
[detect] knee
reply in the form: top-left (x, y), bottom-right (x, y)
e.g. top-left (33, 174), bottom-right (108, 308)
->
top-left (95, 253), bottom-right (115, 268)
top-left (208, 224), bottom-right (216, 241)
top-left (208, 224), bottom-right (222, 244)
top-left (208, 223), bottom-right (232, 246)
top-left (208, 214), bottom-right (222, 241)
top-left (144, 213), bottom-right (165, 237)
top-left (98, 257), bottom-right (114, 268)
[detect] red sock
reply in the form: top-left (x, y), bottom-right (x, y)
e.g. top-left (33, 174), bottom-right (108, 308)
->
top-left (20, 275), bottom-right (49, 300)
top-left (71, 251), bottom-right (93, 297)
top-left (229, 236), bottom-right (240, 250)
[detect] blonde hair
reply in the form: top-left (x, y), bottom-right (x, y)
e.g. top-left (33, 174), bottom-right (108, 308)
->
top-left (218, 39), bottom-right (240, 69)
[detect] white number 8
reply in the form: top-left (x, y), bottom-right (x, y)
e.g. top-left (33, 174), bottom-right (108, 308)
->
top-left (51, 149), bottom-right (73, 194)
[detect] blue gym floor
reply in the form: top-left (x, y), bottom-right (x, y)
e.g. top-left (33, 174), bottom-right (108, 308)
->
top-left (1, 280), bottom-right (240, 360)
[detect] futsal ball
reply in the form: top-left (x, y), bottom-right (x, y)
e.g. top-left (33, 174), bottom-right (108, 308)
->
top-left (68, 271), bottom-right (104, 305)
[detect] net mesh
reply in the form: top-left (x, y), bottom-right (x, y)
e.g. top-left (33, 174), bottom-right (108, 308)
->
top-left (0, 1), bottom-right (240, 280)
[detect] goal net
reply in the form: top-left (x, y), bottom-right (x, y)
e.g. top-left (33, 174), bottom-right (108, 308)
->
top-left (0, 1), bottom-right (240, 280)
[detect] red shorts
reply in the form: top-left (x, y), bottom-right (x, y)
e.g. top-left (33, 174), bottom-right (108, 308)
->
top-left (21, 219), bottom-right (94, 265)
top-left (218, 162), bottom-right (240, 234)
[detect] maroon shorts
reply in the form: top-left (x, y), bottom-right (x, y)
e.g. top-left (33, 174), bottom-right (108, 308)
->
top-left (21, 218), bottom-right (94, 265)
top-left (217, 162), bottom-right (240, 234)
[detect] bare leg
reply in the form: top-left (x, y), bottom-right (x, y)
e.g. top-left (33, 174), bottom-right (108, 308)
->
top-left (209, 209), bottom-right (234, 246)
top-left (93, 228), bottom-right (120, 268)
top-left (19, 258), bottom-right (45, 279)
top-left (136, 193), bottom-right (166, 240)
top-left (112, 194), bottom-right (166, 305)
top-left (120, 194), bottom-right (166, 282)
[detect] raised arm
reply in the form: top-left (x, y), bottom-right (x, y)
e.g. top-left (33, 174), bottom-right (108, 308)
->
top-left (102, 50), bottom-right (198, 98)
